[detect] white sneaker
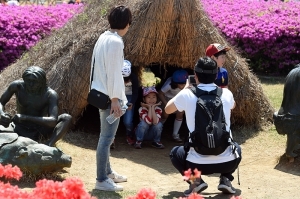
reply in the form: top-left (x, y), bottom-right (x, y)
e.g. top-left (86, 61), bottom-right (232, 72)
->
top-left (95, 178), bottom-right (123, 191)
top-left (108, 171), bottom-right (127, 183)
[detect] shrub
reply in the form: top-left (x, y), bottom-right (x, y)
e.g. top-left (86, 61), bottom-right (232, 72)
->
top-left (0, 4), bottom-right (84, 71)
top-left (201, 0), bottom-right (300, 74)
top-left (0, 164), bottom-right (96, 199)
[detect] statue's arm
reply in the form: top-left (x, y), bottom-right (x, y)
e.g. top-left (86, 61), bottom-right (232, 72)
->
top-left (0, 81), bottom-right (19, 115)
top-left (14, 89), bottom-right (58, 128)
top-left (0, 81), bottom-right (19, 127)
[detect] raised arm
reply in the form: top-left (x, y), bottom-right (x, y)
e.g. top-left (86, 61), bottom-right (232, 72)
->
top-left (0, 81), bottom-right (19, 127)
top-left (0, 81), bottom-right (20, 114)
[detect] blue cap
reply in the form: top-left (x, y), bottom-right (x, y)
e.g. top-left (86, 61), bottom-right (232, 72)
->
top-left (172, 69), bottom-right (188, 84)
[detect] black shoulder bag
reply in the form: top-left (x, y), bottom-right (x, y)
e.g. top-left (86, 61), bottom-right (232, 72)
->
top-left (87, 57), bottom-right (111, 109)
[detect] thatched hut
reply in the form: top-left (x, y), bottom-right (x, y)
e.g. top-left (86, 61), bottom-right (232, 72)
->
top-left (0, 0), bottom-right (274, 128)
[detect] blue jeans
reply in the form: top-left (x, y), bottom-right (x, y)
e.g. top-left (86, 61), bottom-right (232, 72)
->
top-left (96, 108), bottom-right (120, 182)
top-left (135, 120), bottom-right (163, 142)
top-left (123, 95), bottom-right (134, 137)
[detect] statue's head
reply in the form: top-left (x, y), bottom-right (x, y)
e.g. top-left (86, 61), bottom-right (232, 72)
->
top-left (278, 63), bottom-right (300, 115)
top-left (22, 66), bottom-right (47, 94)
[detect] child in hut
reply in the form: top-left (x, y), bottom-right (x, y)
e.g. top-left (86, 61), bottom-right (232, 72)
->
top-left (122, 60), bottom-right (139, 145)
top-left (158, 69), bottom-right (188, 143)
top-left (110, 60), bottom-right (139, 149)
top-left (134, 86), bottom-right (164, 149)
top-left (205, 43), bottom-right (231, 88)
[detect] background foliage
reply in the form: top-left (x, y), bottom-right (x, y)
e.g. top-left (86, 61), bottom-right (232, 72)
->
top-left (0, 4), bottom-right (83, 70)
top-left (201, 0), bottom-right (300, 74)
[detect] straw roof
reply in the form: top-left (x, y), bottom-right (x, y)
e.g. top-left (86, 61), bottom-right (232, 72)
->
top-left (125, 0), bottom-right (274, 128)
top-left (0, 0), bottom-right (274, 128)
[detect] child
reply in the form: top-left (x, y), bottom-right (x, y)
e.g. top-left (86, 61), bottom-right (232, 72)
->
top-left (134, 86), bottom-right (164, 149)
top-left (158, 69), bottom-right (188, 142)
top-left (122, 60), bottom-right (139, 145)
top-left (205, 43), bottom-right (230, 88)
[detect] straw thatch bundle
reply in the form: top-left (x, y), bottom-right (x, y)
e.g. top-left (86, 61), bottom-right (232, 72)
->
top-left (0, 0), bottom-right (274, 128)
top-left (124, 0), bottom-right (274, 128)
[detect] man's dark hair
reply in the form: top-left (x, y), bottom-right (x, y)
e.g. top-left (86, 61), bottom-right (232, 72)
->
top-left (194, 57), bottom-right (217, 84)
top-left (108, 6), bottom-right (132, 29)
top-left (213, 50), bottom-right (227, 58)
top-left (170, 80), bottom-right (179, 89)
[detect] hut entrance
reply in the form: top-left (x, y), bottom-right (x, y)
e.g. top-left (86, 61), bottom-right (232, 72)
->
top-left (75, 103), bottom-right (189, 142)
top-left (75, 63), bottom-right (192, 140)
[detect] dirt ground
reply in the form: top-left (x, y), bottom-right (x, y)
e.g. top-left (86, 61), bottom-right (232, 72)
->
top-left (15, 115), bottom-right (300, 199)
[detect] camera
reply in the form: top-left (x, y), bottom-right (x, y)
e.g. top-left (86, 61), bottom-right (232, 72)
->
top-left (188, 75), bottom-right (196, 86)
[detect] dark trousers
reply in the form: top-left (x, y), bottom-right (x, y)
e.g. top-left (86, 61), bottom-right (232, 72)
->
top-left (170, 145), bottom-right (242, 181)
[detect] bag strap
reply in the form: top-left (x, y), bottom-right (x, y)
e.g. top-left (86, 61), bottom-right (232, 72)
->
top-left (189, 86), bottom-right (223, 120)
top-left (90, 57), bottom-right (96, 90)
top-left (189, 86), bottom-right (223, 98)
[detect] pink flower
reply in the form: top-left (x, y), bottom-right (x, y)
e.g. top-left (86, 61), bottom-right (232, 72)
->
top-left (0, 164), bottom-right (22, 180)
top-left (127, 188), bottom-right (156, 199)
top-left (193, 168), bottom-right (201, 179)
top-left (230, 196), bottom-right (242, 199)
top-left (183, 168), bottom-right (192, 181)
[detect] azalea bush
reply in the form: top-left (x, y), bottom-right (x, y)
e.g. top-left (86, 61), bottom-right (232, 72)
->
top-left (0, 164), bottom-right (95, 199)
top-left (201, 0), bottom-right (300, 74)
top-left (0, 4), bottom-right (84, 70)
top-left (1, 164), bottom-right (243, 198)
top-left (126, 188), bottom-right (157, 199)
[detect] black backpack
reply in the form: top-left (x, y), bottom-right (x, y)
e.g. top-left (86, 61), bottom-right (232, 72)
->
top-left (187, 86), bottom-right (234, 155)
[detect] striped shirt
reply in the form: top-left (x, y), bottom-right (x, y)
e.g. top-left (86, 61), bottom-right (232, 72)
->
top-left (138, 106), bottom-right (162, 124)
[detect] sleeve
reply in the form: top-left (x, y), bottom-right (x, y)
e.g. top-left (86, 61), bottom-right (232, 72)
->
top-left (155, 107), bottom-right (162, 122)
top-left (130, 73), bottom-right (139, 104)
top-left (106, 39), bottom-right (125, 99)
top-left (222, 68), bottom-right (229, 86)
top-left (173, 89), bottom-right (190, 112)
top-left (222, 88), bottom-right (235, 109)
top-left (139, 107), bottom-right (152, 124)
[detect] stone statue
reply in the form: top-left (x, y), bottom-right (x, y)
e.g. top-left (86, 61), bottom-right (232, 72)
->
top-left (0, 66), bottom-right (72, 147)
top-left (273, 64), bottom-right (300, 162)
top-left (0, 133), bottom-right (72, 174)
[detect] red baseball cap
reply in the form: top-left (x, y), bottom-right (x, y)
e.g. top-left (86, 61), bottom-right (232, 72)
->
top-left (205, 43), bottom-right (230, 57)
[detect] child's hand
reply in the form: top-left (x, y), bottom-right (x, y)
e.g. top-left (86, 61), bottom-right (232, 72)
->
top-left (127, 103), bottom-right (133, 110)
top-left (184, 79), bottom-right (192, 89)
top-left (153, 101), bottom-right (162, 107)
top-left (141, 102), bottom-right (150, 109)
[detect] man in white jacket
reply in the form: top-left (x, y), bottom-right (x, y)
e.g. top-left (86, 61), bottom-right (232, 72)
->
top-left (91, 5), bottom-right (132, 192)
top-left (166, 57), bottom-right (241, 196)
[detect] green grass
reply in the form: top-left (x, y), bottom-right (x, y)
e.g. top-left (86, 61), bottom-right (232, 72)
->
top-left (258, 75), bottom-right (285, 111)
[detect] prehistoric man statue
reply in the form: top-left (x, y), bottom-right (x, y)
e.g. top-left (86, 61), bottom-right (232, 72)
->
top-left (0, 66), bottom-right (72, 147)
top-left (273, 64), bottom-right (300, 162)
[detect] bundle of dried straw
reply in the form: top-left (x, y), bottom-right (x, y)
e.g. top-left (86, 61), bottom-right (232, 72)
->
top-left (0, 0), bottom-right (273, 128)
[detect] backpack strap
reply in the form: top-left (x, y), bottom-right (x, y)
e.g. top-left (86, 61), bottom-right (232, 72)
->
top-left (189, 86), bottom-right (223, 119)
top-left (189, 86), bottom-right (223, 98)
